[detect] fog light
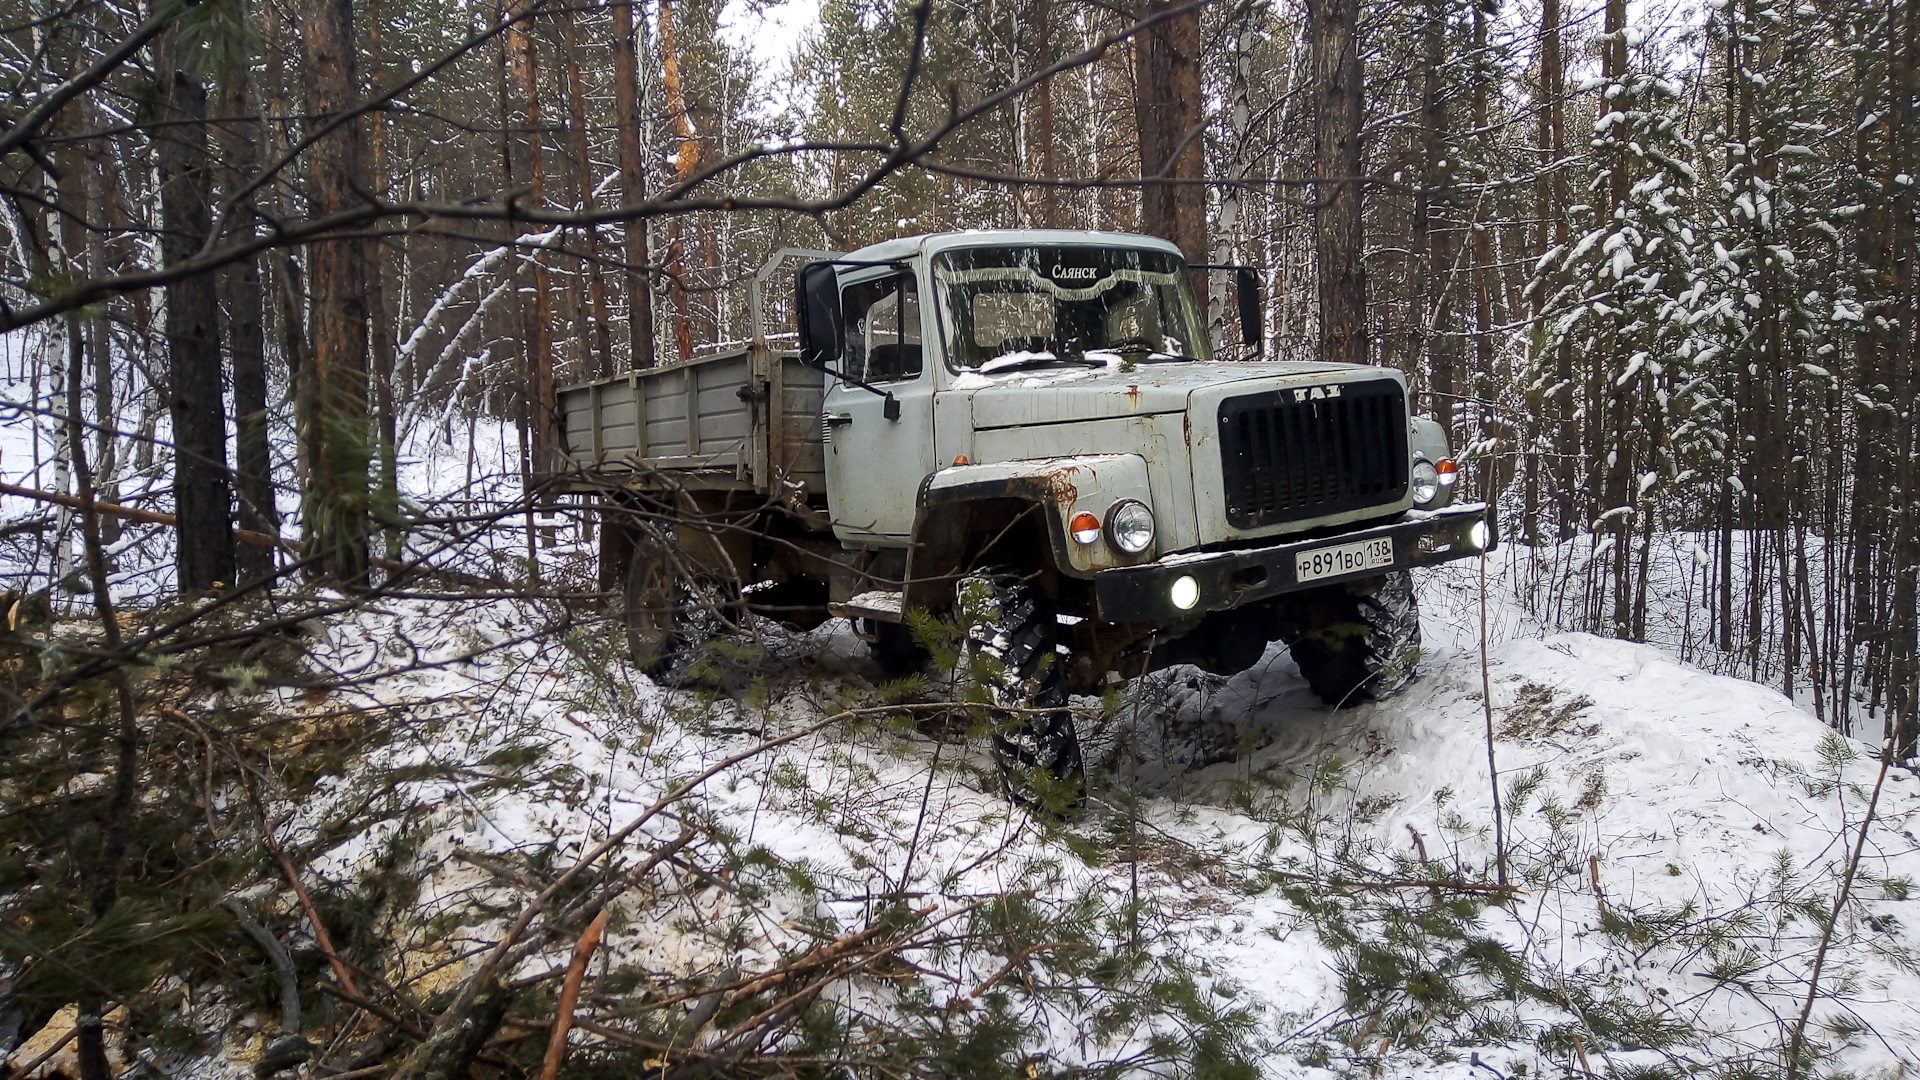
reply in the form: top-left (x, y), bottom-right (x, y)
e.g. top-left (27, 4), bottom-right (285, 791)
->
top-left (1436, 458), bottom-right (1458, 487)
top-left (1469, 520), bottom-right (1490, 551)
top-left (1170, 575), bottom-right (1200, 610)
top-left (1070, 511), bottom-right (1101, 545)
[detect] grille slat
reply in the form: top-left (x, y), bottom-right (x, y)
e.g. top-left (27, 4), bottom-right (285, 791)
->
top-left (1217, 381), bottom-right (1409, 529)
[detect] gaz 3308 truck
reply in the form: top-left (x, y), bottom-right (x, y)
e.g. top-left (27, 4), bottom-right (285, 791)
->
top-left (555, 229), bottom-right (1493, 793)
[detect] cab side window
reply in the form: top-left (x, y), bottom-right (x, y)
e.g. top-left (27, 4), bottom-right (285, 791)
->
top-left (841, 275), bottom-right (922, 383)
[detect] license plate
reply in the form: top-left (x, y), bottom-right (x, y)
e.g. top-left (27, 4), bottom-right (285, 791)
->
top-left (1296, 537), bottom-right (1394, 582)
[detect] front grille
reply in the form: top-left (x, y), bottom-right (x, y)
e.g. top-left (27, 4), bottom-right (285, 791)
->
top-left (1218, 380), bottom-right (1409, 529)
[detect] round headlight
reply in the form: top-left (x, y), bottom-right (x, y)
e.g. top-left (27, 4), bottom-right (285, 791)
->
top-left (1105, 499), bottom-right (1155, 554)
top-left (1411, 458), bottom-right (1440, 507)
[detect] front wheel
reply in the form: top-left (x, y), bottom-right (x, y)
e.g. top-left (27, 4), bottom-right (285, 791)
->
top-left (956, 570), bottom-right (1083, 810)
top-left (1278, 570), bottom-right (1423, 707)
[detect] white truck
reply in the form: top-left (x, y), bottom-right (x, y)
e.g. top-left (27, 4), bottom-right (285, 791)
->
top-left (556, 230), bottom-right (1492, 795)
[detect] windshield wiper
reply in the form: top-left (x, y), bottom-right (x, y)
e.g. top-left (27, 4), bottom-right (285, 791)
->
top-left (975, 353), bottom-right (1105, 375)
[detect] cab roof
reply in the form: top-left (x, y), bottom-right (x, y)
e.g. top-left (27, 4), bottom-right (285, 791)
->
top-left (841, 228), bottom-right (1186, 266)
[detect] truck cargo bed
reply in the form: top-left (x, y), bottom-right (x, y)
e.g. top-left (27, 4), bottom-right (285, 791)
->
top-left (555, 346), bottom-right (826, 494)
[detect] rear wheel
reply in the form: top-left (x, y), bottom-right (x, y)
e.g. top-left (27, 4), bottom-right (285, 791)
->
top-left (1279, 570), bottom-right (1422, 707)
top-left (956, 569), bottom-right (1083, 809)
top-left (622, 530), bottom-right (738, 688)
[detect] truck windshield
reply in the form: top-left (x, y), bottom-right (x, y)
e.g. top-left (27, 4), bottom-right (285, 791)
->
top-left (932, 246), bottom-right (1210, 371)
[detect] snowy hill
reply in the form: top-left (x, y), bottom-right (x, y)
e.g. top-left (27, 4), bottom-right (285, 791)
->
top-left (33, 552), bottom-right (1901, 1080)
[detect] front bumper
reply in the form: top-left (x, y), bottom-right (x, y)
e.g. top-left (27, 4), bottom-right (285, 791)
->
top-left (1093, 502), bottom-right (1493, 622)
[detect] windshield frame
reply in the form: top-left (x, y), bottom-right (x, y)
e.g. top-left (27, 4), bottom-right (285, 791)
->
top-left (929, 243), bottom-right (1211, 373)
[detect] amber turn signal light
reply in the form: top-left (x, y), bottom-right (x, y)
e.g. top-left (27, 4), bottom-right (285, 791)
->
top-left (1070, 512), bottom-right (1101, 544)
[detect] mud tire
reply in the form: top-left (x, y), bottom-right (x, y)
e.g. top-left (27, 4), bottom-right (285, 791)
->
top-left (957, 569), bottom-right (1084, 809)
top-left (622, 530), bottom-right (738, 688)
top-left (1281, 570), bottom-right (1422, 707)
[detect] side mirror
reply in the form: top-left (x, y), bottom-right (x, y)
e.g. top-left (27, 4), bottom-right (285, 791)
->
top-left (1235, 267), bottom-right (1262, 356)
top-left (795, 262), bottom-right (841, 368)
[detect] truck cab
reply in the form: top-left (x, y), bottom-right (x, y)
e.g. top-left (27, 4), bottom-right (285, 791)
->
top-left (795, 230), bottom-right (1488, 675)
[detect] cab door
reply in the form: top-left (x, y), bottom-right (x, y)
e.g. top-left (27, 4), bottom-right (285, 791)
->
top-left (823, 270), bottom-right (936, 544)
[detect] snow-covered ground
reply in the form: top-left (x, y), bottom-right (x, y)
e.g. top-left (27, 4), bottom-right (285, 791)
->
top-left (95, 550), bottom-right (1914, 1079)
top-left (6, 352), bottom-right (1913, 1074)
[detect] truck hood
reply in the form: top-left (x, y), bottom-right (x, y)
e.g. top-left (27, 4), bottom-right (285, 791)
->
top-left (950, 360), bottom-right (1356, 430)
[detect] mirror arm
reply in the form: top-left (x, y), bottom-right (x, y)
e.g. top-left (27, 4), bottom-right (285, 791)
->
top-left (819, 363), bottom-right (903, 420)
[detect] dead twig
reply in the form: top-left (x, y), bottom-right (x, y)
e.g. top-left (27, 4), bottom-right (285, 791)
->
top-left (1785, 735), bottom-right (1897, 1078)
top-left (537, 907), bottom-right (609, 1080)
top-left (969, 942), bottom-right (1092, 998)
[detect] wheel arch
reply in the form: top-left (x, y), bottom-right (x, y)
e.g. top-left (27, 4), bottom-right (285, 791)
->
top-left (902, 454), bottom-right (1158, 613)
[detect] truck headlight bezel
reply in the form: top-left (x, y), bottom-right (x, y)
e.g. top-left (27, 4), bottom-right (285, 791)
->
top-left (1105, 499), bottom-right (1156, 554)
top-left (1411, 457), bottom-right (1441, 508)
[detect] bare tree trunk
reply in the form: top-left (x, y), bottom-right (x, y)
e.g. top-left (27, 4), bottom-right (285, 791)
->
top-left (1133, 0), bottom-right (1207, 308)
top-left (564, 4), bottom-right (615, 380)
top-left (369, 0), bottom-right (399, 560)
top-left (1531, 0), bottom-right (1567, 544)
top-left (302, 0), bottom-right (371, 585)
top-left (510, 0), bottom-right (555, 475)
top-left (1415, 0), bottom-right (1455, 432)
top-left (1888, 0), bottom-right (1919, 755)
top-left (614, 0), bottom-right (655, 368)
top-left (154, 56), bottom-right (235, 594)
top-left (1468, 0), bottom-right (1493, 437)
top-left (1037, 0), bottom-right (1058, 229)
top-left (1311, 0), bottom-right (1365, 366)
top-left (217, 15), bottom-right (278, 584)
top-left (1211, 0), bottom-right (1257, 347)
top-left (660, 0), bottom-right (698, 363)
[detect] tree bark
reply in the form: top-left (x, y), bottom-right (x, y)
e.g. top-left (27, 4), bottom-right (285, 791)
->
top-left (1133, 0), bottom-right (1207, 308)
top-left (613, 0), bottom-right (655, 368)
top-left (660, 0), bottom-right (698, 363)
top-left (564, 4), bottom-right (615, 380)
top-left (1311, 0), bottom-right (1366, 366)
top-left (509, 0), bottom-right (555, 475)
top-left (369, 0), bottom-right (400, 559)
top-left (1415, 0), bottom-right (1455, 432)
top-left (154, 59), bottom-right (235, 594)
top-left (216, 29), bottom-right (278, 585)
top-left (1037, 0), bottom-right (1058, 229)
top-left (1536, 0), bottom-right (1571, 540)
top-left (301, 0), bottom-right (372, 585)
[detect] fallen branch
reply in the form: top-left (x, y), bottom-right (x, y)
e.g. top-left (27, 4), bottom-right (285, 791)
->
top-left (0, 481), bottom-right (501, 588)
top-left (969, 941), bottom-right (1092, 998)
top-left (0, 480), bottom-right (284, 548)
top-left (395, 710), bottom-right (864, 1080)
top-left (1785, 735), bottom-right (1898, 1079)
top-left (537, 907), bottom-right (609, 1080)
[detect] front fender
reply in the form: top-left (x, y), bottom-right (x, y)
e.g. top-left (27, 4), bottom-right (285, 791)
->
top-left (902, 454), bottom-right (1157, 613)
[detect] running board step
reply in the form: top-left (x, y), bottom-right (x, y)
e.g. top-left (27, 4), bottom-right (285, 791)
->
top-left (829, 590), bottom-right (905, 624)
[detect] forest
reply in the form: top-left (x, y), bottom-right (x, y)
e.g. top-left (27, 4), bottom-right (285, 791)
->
top-left (1, 0), bottom-right (1917, 1077)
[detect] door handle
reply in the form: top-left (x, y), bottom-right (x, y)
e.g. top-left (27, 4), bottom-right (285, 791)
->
top-left (826, 413), bottom-right (853, 428)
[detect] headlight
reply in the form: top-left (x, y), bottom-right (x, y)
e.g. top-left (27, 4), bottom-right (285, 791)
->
top-left (1411, 458), bottom-right (1441, 507)
top-left (1105, 499), bottom-right (1155, 554)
